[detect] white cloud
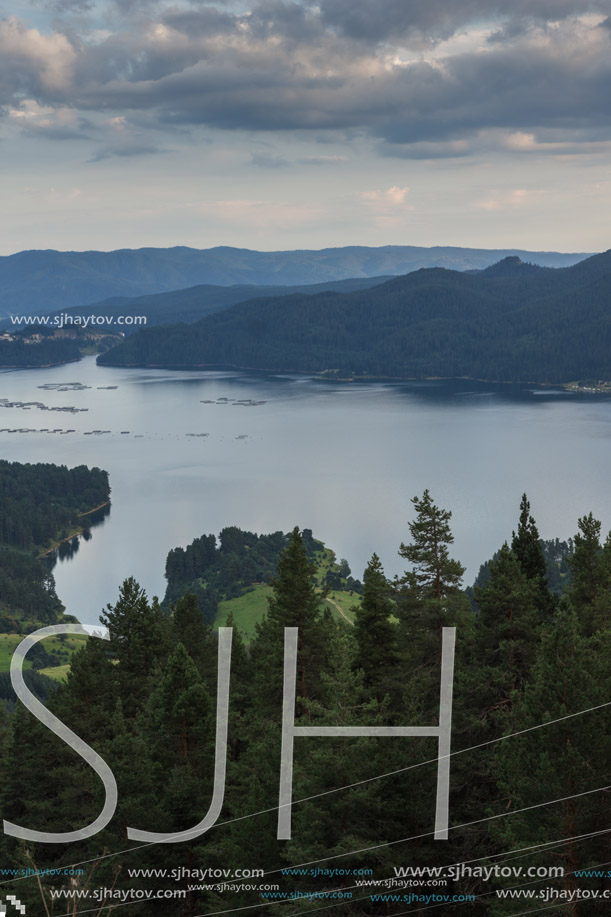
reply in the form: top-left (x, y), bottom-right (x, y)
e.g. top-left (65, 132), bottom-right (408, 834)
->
top-left (360, 185), bottom-right (410, 206)
top-left (358, 185), bottom-right (412, 229)
top-left (505, 131), bottom-right (538, 150)
top-left (0, 17), bottom-right (76, 92)
top-left (9, 99), bottom-right (78, 129)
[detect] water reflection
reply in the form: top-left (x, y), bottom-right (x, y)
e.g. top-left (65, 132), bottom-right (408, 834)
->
top-left (49, 502), bottom-right (111, 567)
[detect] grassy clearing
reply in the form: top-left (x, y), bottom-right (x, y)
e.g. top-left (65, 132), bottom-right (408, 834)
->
top-left (313, 546), bottom-right (337, 585)
top-left (0, 632), bottom-right (88, 674)
top-left (39, 664), bottom-right (71, 682)
top-left (323, 590), bottom-right (360, 625)
top-left (213, 545), bottom-right (362, 640)
top-left (215, 585), bottom-right (274, 641)
top-left (0, 634), bottom-right (32, 670)
top-left (215, 585), bottom-right (362, 641)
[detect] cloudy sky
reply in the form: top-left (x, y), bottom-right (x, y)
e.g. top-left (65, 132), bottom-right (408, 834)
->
top-left (1, 0), bottom-right (610, 253)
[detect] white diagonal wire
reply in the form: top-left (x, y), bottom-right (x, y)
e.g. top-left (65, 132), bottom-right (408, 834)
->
top-left (3, 696), bottom-right (610, 891)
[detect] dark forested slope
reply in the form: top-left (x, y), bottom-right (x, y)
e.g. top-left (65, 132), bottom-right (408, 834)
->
top-left (45, 275), bottom-right (393, 330)
top-left (0, 460), bottom-right (110, 628)
top-left (98, 251), bottom-right (611, 383)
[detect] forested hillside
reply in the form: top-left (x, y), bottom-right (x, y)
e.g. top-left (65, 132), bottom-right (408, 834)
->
top-left (164, 525), bottom-right (363, 629)
top-left (47, 275), bottom-right (392, 331)
top-left (0, 326), bottom-right (121, 368)
top-left (0, 460), bottom-right (109, 628)
top-left (1, 494), bottom-right (610, 914)
top-left (0, 335), bottom-right (81, 368)
top-left (98, 250), bottom-right (611, 384)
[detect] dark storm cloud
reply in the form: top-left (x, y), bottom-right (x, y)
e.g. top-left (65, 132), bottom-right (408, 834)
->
top-left (19, 122), bottom-right (92, 140)
top-left (312, 0), bottom-right (611, 43)
top-left (246, 0), bottom-right (325, 42)
top-left (76, 24), bottom-right (611, 144)
top-left (3, 1), bottom-right (611, 154)
top-left (47, 0), bottom-right (96, 11)
top-left (162, 7), bottom-right (236, 37)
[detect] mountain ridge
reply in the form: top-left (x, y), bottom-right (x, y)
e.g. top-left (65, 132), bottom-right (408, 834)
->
top-left (97, 249), bottom-right (611, 385)
top-left (43, 275), bottom-right (394, 330)
top-left (0, 244), bottom-right (593, 316)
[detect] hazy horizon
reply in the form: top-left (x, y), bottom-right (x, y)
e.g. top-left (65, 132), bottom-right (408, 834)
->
top-left (0, 241), bottom-right (601, 258)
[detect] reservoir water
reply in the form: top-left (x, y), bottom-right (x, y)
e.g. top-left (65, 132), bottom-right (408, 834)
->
top-left (1, 355), bottom-right (611, 626)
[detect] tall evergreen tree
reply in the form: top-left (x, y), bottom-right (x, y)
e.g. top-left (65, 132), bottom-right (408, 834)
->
top-left (511, 494), bottom-right (557, 620)
top-left (284, 631), bottom-right (388, 905)
top-left (250, 527), bottom-right (331, 718)
top-left (353, 553), bottom-right (398, 701)
top-left (398, 489), bottom-right (465, 602)
top-left (172, 591), bottom-right (217, 682)
top-left (492, 604), bottom-right (611, 912)
top-left (100, 577), bottom-right (166, 716)
top-left (143, 643), bottom-right (215, 916)
top-left (569, 513), bottom-right (611, 635)
top-left (450, 544), bottom-right (544, 889)
top-left (395, 490), bottom-right (469, 670)
top-left (53, 634), bottom-right (118, 740)
top-left (474, 543), bottom-right (541, 712)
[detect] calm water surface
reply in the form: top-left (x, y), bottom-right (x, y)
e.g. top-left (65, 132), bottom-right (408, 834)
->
top-left (1, 356), bottom-right (611, 626)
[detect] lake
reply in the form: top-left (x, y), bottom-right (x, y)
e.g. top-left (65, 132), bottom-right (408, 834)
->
top-left (1, 355), bottom-right (611, 626)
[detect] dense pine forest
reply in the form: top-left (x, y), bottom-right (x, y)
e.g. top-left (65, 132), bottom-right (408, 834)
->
top-left (0, 327), bottom-right (122, 368)
top-left (0, 335), bottom-right (82, 368)
top-left (1, 492), bottom-right (610, 915)
top-left (48, 276), bottom-right (392, 332)
top-left (98, 250), bottom-right (611, 384)
top-left (0, 459), bottom-right (109, 628)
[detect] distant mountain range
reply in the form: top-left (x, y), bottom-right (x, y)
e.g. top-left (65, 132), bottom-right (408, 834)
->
top-left (98, 251), bottom-right (611, 385)
top-left (0, 245), bottom-right (592, 316)
top-left (47, 276), bottom-right (393, 329)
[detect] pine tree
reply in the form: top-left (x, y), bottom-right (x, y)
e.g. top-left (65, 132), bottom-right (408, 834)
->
top-left (100, 577), bottom-right (166, 716)
top-left (450, 544), bottom-right (544, 885)
top-left (144, 643), bottom-right (215, 915)
top-left (353, 553), bottom-right (398, 701)
top-left (473, 543), bottom-right (541, 715)
top-left (398, 489), bottom-right (465, 602)
top-left (569, 513), bottom-right (611, 635)
top-left (148, 642), bottom-right (213, 779)
top-left (283, 631), bottom-right (387, 898)
top-left (386, 491), bottom-right (475, 903)
top-left (395, 490), bottom-right (469, 672)
top-left (492, 604), bottom-right (611, 911)
top-left (250, 527), bottom-right (331, 717)
top-left (511, 494), bottom-right (557, 621)
top-left (53, 633), bottom-right (118, 740)
top-left (172, 590), bottom-right (217, 681)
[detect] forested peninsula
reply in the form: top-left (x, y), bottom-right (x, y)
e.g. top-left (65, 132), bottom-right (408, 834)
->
top-left (98, 250), bottom-right (611, 384)
top-left (0, 459), bottom-right (110, 630)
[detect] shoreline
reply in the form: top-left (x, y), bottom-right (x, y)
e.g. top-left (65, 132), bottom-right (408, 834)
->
top-left (39, 499), bottom-right (111, 557)
top-left (78, 499), bottom-right (111, 518)
top-left (94, 359), bottom-right (611, 391)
